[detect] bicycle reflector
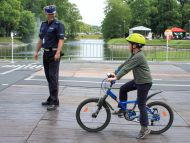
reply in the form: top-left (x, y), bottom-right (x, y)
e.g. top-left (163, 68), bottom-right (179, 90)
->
top-left (84, 106), bottom-right (88, 112)
top-left (162, 111), bottom-right (167, 117)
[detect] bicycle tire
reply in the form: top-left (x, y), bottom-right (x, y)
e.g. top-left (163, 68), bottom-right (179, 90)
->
top-left (76, 98), bottom-right (111, 132)
top-left (147, 101), bottom-right (174, 134)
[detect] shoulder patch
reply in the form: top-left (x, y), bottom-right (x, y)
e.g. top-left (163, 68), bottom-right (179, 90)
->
top-left (55, 21), bottom-right (60, 25)
top-left (41, 21), bottom-right (47, 25)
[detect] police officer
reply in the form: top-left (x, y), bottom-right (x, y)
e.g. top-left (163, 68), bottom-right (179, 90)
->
top-left (34, 5), bottom-right (64, 111)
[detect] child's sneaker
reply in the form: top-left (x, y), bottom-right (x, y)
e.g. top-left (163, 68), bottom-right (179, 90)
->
top-left (112, 109), bottom-right (125, 117)
top-left (136, 126), bottom-right (151, 139)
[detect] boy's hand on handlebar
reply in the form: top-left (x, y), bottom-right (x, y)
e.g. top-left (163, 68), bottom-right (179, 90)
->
top-left (107, 77), bottom-right (117, 82)
top-left (107, 72), bottom-right (116, 78)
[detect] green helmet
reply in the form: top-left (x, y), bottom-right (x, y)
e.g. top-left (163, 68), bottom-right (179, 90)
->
top-left (126, 33), bottom-right (146, 45)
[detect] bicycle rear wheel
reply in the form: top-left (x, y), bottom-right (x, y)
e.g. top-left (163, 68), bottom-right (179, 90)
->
top-left (147, 101), bottom-right (174, 134)
top-left (76, 98), bottom-right (111, 132)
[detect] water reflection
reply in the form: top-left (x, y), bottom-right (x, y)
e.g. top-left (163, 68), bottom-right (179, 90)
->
top-left (64, 39), bottom-right (130, 60)
top-left (64, 39), bottom-right (105, 60)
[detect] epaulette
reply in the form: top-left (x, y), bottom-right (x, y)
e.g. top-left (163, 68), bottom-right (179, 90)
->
top-left (41, 21), bottom-right (47, 25)
top-left (55, 20), bottom-right (61, 25)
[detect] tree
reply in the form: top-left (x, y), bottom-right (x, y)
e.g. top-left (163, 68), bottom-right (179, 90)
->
top-left (149, 0), bottom-right (181, 36)
top-left (129, 0), bottom-right (151, 27)
top-left (19, 0), bottom-right (46, 18)
top-left (176, 0), bottom-right (190, 28)
top-left (177, 0), bottom-right (190, 8)
top-left (18, 10), bottom-right (36, 42)
top-left (0, 0), bottom-right (21, 37)
top-left (61, 3), bottom-right (82, 38)
top-left (0, 0), bottom-right (83, 40)
top-left (102, 0), bottom-right (131, 39)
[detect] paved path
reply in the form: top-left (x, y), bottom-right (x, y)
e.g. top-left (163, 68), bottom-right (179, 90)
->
top-left (0, 61), bottom-right (190, 143)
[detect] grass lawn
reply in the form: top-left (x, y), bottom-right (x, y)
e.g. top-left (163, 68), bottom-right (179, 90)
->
top-left (107, 38), bottom-right (190, 47)
top-left (146, 50), bottom-right (190, 61)
top-left (0, 37), bottom-right (23, 44)
top-left (76, 34), bottom-right (103, 39)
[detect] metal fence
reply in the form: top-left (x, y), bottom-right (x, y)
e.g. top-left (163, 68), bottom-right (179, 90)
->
top-left (0, 42), bottom-right (190, 61)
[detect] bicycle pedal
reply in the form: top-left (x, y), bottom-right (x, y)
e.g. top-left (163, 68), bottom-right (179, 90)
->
top-left (118, 115), bottom-right (124, 118)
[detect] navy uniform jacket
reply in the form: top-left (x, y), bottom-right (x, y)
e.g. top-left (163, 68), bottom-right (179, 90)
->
top-left (39, 19), bottom-right (64, 49)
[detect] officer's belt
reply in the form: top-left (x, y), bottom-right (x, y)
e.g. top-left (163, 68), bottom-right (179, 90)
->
top-left (44, 48), bottom-right (57, 52)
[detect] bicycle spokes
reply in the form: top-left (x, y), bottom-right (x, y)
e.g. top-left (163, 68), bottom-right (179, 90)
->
top-left (76, 98), bottom-right (111, 132)
top-left (147, 101), bottom-right (174, 134)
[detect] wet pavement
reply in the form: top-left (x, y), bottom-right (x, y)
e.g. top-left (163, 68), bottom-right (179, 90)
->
top-left (0, 61), bottom-right (190, 143)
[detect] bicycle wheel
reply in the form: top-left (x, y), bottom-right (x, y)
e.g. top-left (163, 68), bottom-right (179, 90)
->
top-left (147, 101), bottom-right (174, 134)
top-left (76, 98), bottom-right (111, 132)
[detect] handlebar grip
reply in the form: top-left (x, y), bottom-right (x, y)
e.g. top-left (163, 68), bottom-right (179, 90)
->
top-left (107, 73), bottom-right (115, 78)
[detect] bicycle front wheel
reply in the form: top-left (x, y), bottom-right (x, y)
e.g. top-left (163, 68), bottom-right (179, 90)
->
top-left (76, 98), bottom-right (111, 132)
top-left (147, 101), bottom-right (174, 134)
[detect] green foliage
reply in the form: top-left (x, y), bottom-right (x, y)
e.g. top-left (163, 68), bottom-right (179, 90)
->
top-left (18, 10), bottom-right (36, 42)
top-left (78, 22), bottom-right (101, 34)
top-left (129, 0), bottom-right (151, 27)
top-left (19, 0), bottom-right (46, 18)
top-left (150, 0), bottom-right (181, 36)
top-left (0, 0), bottom-right (21, 37)
top-left (102, 0), bottom-right (131, 39)
top-left (76, 34), bottom-right (102, 39)
top-left (102, 0), bottom-right (190, 40)
top-left (63, 2), bottom-right (82, 38)
top-left (0, 0), bottom-right (82, 41)
top-left (180, 3), bottom-right (190, 29)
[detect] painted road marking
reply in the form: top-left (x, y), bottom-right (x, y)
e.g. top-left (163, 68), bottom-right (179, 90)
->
top-left (2, 84), bottom-right (8, 86)
top-left (24, 75), bottom-right (190, 87)
top-left (0, 64), bottom-right (43, 74)
top-left (0, 65), bottom-right (26, 75)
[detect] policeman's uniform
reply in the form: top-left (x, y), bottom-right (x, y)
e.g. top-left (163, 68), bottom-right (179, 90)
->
top-left (39, 5), bottom-right (64, 107)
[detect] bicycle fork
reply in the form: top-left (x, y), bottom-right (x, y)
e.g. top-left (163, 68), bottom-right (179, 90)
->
top-left (92, 94), bottom-right (112, 118)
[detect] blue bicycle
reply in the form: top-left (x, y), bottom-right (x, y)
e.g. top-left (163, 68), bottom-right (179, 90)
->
top-left (76, 75), bottom-right (174, 134)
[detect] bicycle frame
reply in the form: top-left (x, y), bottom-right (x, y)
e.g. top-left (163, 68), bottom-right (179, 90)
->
top-left (106, 88), bottom-right (137, 111)
top-left (102, 81), bottom-right (162, 121)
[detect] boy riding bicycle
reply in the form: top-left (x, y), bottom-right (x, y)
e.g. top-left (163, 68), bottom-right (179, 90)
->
top-left (107, 33), bottom-right (152, 139)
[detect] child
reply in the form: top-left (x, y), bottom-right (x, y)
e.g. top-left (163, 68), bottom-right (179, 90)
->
top-left (108, 33), bottom-right (152, 139)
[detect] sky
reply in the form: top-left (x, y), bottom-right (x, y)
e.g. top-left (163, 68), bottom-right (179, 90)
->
top-left (68, 0), bottom-right (106, 26)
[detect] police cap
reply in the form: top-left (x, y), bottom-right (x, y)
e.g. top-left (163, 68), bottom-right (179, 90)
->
top-left (44, 5), bottom-right (56, 14)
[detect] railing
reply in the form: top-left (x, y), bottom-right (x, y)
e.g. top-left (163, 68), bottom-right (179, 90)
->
top-left (0, 42), bottom-right (190, 61)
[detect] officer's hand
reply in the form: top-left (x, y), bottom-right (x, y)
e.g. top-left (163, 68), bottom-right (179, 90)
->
top-left (34, 52), bottom-right (38, 60)
top-left (54, 53), bottom-right (60, 61)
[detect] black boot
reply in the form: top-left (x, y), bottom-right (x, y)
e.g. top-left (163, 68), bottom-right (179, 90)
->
top-left (41, 101), bottom-right (51, 106)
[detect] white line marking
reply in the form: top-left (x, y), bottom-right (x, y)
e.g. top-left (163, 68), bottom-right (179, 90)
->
top-left (35, 65), bottom-right (42, 69)
top-left (2, 84), bottom-right (8, 86)
top-left (153, 84), bottom-right (190, 87)
top-left (25, 74), bottom-right (36, 80)
top-left (29, 65), bottom-right (38, 69)
top-left (0, 65), bottom-right (25, 75)
top-left (154, 79), bottom-right (162, 81)
top-left (154, 79), bottom-right (190, 82)
top-left (1, 64), bottom-right (42, 70)
top-left (23, 65), bottom-right (32, 69)
top-left (24, 78), bottom-right (190, 87)
top-left (2, 65), bottom-right (12, 68)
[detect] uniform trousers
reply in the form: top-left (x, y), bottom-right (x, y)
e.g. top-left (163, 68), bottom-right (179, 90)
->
top-left (43, 51), bottom-right (60, 105)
